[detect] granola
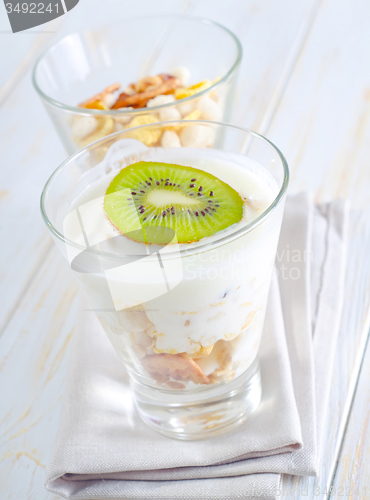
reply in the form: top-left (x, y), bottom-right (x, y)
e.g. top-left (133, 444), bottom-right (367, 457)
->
top-left (72, 67), bottom-right (222, 149)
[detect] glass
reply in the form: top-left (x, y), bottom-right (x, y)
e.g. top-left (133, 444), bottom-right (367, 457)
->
top-left (41, 121), bottom-right (289, 440)
top-left (32, 15), bottom-right (242, 154)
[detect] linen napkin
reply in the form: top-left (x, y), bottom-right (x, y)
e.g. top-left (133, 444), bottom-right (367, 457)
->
top-left (45, 193), bottom-right (348, 499)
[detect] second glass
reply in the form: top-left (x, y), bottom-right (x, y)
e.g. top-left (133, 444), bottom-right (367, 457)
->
top-left (32, 15), bottom-right (242, 154)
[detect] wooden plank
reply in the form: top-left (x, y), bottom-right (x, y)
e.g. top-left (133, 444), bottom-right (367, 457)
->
top-left (264, 0), bottom-right (370, 497)
top-left (0, 6), bottom-right (67, 104)
top-left (0, 248), bottom-right (79, 500)
top-left (0, 30), bottom-right (57, 104)
top-left (331, 336), bottom-right (370, 495)
top-left (192, 0), bottom-right (322, 130)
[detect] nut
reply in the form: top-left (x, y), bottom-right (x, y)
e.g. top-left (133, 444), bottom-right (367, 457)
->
top-left (147, 95), bottom-right (175, 107)
top-left (78, 83), bottom-right (121, 108)
top-left (209, 368), bottom-right (235, 383)
top-left (166, 381), bottom-right (186, 390)
top-left (114, 107), bottom-right (134, 125)
top-left (179, 124), bottom-right (215, 148)
top-left (159, 107), bottom-right (181, 121)
top-left (122, 85), bottom-right (136, 96)
top-left (216, 340), bottom-right (233, 369)
top-left (177, 100), bottom-right (195, 117)
top-left (112, 75), bottom-right (180, 109)
top-left (134, 330), bottom-right (154, 349)
top-left (132, 343), bottom-right (146, 359)
top-left (114, 121), bottom-right (125, 132)
top-left (74, 117), bottom-right (114, 147)
top-left (197, 96), bottom-right (222, 121)
top-left (142, 353), bottom-right (210, 384)
top-left (160, 130), bottom-right (181, 148)
top-left (103, 91), bottom-right (120, 109)
top-left (170, 66), bottom-right (191, 86)
top-left (136, 75), bottom-right (163, 93)
top-left (72, 116), bottom-right (98, 139)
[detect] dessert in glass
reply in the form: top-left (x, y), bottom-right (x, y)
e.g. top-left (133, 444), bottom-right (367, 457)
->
top-left (32, 15), bottom-right (241, 154)
top-left (41, 121), bottom-right (289, 439)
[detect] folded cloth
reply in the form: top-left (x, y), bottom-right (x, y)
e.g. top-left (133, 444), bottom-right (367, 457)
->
top-left (45, 193), bottom-right (349, 499)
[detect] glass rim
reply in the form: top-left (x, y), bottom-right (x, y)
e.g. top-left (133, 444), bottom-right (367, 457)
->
top-left (40, 120), bottom-right (289, 259)
top-left (32, 14), bottom-right (243, 116)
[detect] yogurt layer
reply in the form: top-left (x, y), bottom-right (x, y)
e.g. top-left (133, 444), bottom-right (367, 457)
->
top-left (64, 139), bottom-right (282, 385)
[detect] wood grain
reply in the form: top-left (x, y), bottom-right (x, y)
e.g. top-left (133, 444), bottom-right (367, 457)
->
top-left (0, 248), bottom-right (79, 499)
top-left (192, 0), bottom-right (322, 130)
top-left (331, 336), bottom-right (370, 495)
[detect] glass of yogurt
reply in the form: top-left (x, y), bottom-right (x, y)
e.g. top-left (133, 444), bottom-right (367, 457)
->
top-left (32, 15), bottom-right (241, 154)
top-left (41, 121), bottom-right (289, 440)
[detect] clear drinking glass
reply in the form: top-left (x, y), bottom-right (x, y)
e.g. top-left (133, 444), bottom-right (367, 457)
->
top-left (32, 15), bottom-right (242, 154)
top-left (41, 121), bottom-right (289, 440)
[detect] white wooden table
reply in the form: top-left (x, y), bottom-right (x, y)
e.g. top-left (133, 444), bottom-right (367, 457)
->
top-left (1, 1), bottom-right (370, 498)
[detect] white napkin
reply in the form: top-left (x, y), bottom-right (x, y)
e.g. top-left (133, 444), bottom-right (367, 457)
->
top-left (45, 193), bottom-right (348, 499)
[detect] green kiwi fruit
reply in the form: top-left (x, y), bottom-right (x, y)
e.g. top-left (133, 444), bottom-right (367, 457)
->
top-left (104, 161), bottom-right (244, 244)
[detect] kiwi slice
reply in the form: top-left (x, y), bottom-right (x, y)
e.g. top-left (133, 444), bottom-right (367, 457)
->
top-left (104, 161), bottom-right (243, 244)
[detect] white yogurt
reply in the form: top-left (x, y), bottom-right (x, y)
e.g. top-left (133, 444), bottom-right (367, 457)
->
top-left (63, 139), bottom-right (283, 387)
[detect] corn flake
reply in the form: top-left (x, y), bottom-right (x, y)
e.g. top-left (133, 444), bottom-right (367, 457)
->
top-left (125, 114), bottom-right (162, 146)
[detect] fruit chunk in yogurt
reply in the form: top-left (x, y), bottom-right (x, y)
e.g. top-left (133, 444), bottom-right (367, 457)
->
top-left (65, 143), bottom-right (280, 389)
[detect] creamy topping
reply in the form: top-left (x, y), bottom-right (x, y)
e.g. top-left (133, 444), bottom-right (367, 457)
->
top-left (64, 140), bottom-right (279, 356)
